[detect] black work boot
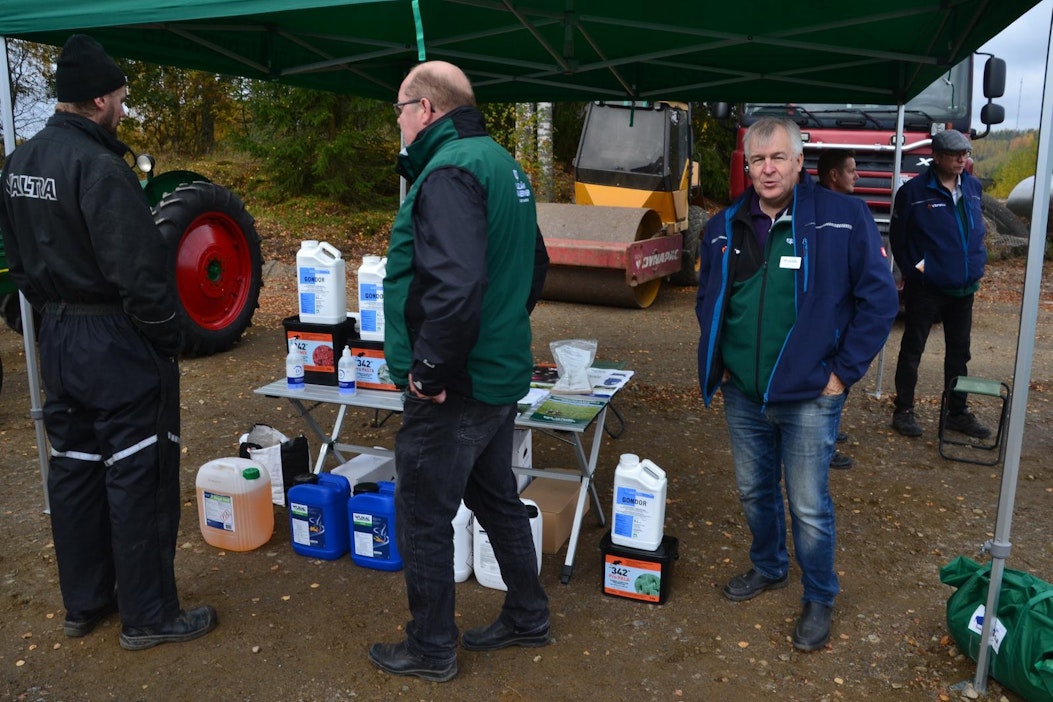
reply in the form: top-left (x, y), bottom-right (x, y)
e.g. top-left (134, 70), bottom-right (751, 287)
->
top-left (119, 605), bottom-right (218, 651)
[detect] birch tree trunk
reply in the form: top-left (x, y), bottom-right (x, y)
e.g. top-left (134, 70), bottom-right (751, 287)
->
top-left (536, 102), bottom-right (554, 202)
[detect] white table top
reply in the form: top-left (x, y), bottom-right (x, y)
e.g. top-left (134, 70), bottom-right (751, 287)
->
top-left (253, 379), bottom-right (613, 433)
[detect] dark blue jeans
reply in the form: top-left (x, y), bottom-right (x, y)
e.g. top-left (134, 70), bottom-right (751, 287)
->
top-left (394, 392), bottom-right (549, 661)
top-left (894, 281), bottom-right (975, 416)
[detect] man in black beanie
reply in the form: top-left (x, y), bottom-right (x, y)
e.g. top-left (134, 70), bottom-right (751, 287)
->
top-left (0, 34), bottom-right (217, 650)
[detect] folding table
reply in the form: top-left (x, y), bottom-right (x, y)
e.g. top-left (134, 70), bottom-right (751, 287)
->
top-left (254, 375), bottom-right (629, 583)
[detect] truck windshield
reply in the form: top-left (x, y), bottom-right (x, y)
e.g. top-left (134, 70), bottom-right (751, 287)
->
top-left (743, 60), bottom-right (970, 130)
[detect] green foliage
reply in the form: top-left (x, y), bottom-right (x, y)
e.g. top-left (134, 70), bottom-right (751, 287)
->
top-left (237, 83), bottom-right (401, 209)
top-left (972, 130), bottom-right (1038, 198)
top-left (693, 103), bottom-right (737, 205)
top-left (118, 62), bottom-right (246, 156)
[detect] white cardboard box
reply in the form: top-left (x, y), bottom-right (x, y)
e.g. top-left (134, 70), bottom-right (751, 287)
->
top-left (331, 452), bottom-right (396, 487)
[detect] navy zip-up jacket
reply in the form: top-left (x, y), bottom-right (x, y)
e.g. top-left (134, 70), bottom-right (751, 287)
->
top-left (889, 166), bottom-right (986, 293)
top-left (696, 172), bottom-right (898, 406)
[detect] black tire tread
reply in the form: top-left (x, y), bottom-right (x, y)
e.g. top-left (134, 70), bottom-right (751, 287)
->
top-left (154, 181), bottom-right (263, 357)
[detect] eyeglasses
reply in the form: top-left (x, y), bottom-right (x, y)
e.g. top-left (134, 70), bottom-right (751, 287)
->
top-left (937, 150), bottom-right (971, 159)
top-left (393, 98), bottom-right (423, 117)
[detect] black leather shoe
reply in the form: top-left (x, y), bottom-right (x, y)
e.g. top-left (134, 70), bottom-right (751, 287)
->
top-left (829, 450), bottom-right (854, 470)
top-left (119, 605), bottom-right (218, 651)
top-left (64, 598), bottom-right (118, 638)
top-left (723, 569), bottom-right (788, 602)
top-left (368, 641), bottom-right (458, 682)
top-left (461, 619), bottom-right (550, 651)
top-left (792, 601), bottom-right (833, 651)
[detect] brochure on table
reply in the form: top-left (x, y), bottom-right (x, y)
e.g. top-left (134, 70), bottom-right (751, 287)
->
top-left (518, 365), bottom-right (633, 429)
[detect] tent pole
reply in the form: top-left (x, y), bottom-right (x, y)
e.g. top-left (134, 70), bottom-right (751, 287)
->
top-left (971, 8), bottom-right (1053, 694)
top-left (0, 37), bottom-right (50, 513)
top-left (871, 103), bottom-right (906, 399)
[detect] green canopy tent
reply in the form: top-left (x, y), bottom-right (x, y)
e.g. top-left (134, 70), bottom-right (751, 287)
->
top-left (3, 1), bottom-right (1052, 696)
top-left (0, 0), bottom-right (1042, 103)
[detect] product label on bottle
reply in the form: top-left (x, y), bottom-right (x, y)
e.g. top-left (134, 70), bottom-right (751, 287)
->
top-left (358, 282), bottom-right (384, 335)
top-left (613, 486), bottom-right (657, 540)
top-left (299, 266), bottom-right (337, 316)
top-left (203, 491), bottom-right (236, 532)
top-left (352, 513), bottom-right (392, 560)
top-left (338, 365), bottom-right (356, 393)
top-left (290, 502), bottom-right (326, 547)
top-left (475, 529), bottom-right (502, 577)
top-left (603, 553), bottom-right (663, 602)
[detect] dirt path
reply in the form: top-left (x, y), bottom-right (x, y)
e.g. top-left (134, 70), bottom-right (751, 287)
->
top-left (0, 258), bottom-right (1050, 701)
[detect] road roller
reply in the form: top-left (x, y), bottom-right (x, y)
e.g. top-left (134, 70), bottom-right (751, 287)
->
top-left (537, 101), bottom-right (709, 308)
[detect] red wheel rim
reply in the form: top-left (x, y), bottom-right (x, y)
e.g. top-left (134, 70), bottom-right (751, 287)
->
top-left (175, 211), bottom-right (253, 331)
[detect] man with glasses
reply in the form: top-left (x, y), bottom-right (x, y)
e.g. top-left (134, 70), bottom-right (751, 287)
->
top-left (889, 129), bottom-right (990, 439)
top-left (368, 60), bottom-right (549, 683)
top-left (696, 117), bottom-right (897, 652)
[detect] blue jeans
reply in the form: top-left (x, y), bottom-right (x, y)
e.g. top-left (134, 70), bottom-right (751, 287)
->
top-left (394, 392), bottom-right (549, 661)
top-left (721, 382), bottom-right (844, 606)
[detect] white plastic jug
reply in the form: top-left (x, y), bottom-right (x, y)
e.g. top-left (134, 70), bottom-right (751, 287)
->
top-left (473, 498), bottom-right (542, 591)
top-left (357, 255), bottom-right (386, 341)
top-left (297, 240), bottom-right (347, 324)
top-left (611, 453), bottom-right (667, 551)
top-left (196, 457), bottom-right (275, 552)
top-left (452, 501), bottom-right (474, 583)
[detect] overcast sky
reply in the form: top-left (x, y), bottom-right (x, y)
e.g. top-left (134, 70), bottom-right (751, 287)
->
top-left (973, 0), bottom-right (1053, 131)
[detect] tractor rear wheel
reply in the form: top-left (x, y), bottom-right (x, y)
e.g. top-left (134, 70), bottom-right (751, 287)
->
top-left (154, 181), bottom-right (263, 357)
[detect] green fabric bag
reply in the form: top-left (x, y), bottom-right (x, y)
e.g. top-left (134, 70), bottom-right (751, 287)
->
top-left (940, 556), bottom-right (1053, 702)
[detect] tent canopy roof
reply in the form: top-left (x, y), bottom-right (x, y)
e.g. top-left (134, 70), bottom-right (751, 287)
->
top-left (0, 0), bottom-right (1043, 104)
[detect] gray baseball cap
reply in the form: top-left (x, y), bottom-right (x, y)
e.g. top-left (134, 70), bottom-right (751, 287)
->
top-left (932, 129), bottom-right (971, 153)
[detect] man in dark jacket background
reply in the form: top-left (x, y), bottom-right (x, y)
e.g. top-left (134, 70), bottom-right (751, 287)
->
top-left (369, 60), bottom-right (549, 682)
top-left (696, 116), bottom-right (897, 653)
top-left (889, 129), bottom-right (990, 439)
top-left (0, 34), bottom-right (216, 650)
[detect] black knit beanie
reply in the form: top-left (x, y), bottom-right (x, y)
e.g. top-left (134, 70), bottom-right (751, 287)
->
top-left (55, 34), bottom-right (127, 103)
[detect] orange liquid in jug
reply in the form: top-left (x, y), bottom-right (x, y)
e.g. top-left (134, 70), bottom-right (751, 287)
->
top-left (196, 458), bottom-right (275, 552)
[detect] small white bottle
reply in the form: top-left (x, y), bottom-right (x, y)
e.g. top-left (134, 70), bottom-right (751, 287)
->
top-left (338, 345), bottom-right (356, 395)
top-left (286, 337), bottom-right (305, 390)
